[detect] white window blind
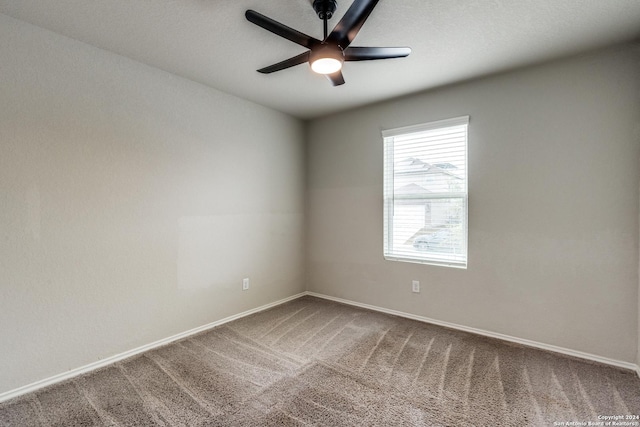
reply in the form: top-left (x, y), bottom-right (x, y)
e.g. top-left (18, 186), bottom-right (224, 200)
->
top-left (382, 116), bottom-right (469, 268)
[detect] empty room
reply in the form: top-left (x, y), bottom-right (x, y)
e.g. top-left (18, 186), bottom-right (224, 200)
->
top-left (1, 1), bottom-right (640, 425)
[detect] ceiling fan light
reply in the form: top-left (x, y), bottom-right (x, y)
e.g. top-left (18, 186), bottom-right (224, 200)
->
top-left (310, 44), bottom-right (344, 75)
top-left (311, 57), bottom-right (343, 74)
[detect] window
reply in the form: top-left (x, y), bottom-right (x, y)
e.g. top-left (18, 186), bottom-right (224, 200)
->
top-left (382, 116), bottom-right (468, 268)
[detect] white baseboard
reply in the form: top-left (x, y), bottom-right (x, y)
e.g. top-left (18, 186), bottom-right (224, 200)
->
top-left (2, 290), bottom-right (638, 403)
top-left (0, 292), bottom-right (306, 404)
top-left (305, 291), bottom-right (640, 375)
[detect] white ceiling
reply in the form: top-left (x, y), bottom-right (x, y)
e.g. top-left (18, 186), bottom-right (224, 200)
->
top-left (1, 1), bottom-right (639, 119)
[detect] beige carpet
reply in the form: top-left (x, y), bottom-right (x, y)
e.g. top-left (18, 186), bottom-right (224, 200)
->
top-left (1, 296), bottom-right (639, 426)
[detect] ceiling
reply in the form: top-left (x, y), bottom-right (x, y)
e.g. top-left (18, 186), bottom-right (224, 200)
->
top-left (1, 1), bottom-right (639, 119)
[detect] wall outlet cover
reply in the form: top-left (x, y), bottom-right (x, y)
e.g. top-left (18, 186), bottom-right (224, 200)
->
top-left (412, 280), bottom-right (420, 293)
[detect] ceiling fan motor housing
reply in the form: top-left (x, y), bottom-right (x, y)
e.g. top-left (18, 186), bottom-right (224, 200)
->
top-left (313, 0), bottom-right (338, 20)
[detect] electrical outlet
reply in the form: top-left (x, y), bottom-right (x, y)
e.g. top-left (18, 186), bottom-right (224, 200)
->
top-left (412, 280), bottom-right (420, 293)
top-left (242, 278), bottom-right (250, 291)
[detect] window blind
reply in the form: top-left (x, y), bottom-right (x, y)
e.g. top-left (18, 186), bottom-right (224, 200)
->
top-left (382, 116), bottom-right (469, 268)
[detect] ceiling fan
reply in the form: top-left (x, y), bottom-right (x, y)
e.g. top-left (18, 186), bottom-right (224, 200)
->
top-left (245, 0), bottom-right (411, 86)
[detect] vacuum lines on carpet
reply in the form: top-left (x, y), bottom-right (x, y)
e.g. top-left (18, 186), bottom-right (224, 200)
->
top-left (1, 296), bottom-right (638, 425)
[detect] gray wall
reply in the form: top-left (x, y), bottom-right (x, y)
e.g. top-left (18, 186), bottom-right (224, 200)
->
top-left (307, 44), bottom-right (640, 363)
top-left (0, 14), bottom-right (305, 394)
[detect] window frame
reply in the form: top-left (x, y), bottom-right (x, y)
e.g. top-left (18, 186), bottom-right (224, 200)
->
top-left (382, 116), bottom-right (469, 269)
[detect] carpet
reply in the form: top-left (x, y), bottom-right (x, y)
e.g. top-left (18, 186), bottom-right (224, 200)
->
top-left (1, 296), bottom-right (638, 426)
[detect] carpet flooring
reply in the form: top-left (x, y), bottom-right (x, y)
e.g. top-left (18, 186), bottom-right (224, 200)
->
top-left (1, 296), bottom-right (639, 426)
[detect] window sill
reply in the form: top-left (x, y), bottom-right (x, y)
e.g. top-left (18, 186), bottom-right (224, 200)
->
top-left (383, 255), bottom-right (467, 269)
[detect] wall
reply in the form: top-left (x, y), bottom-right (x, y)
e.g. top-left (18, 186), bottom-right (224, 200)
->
top-left (0, 14), bottom-right (305, 394)
top-left (307, 44), bottom-right (640, 363)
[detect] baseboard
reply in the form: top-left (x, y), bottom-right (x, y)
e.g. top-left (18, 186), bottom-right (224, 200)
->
top-left (0, 292), bottom-right (306, 404)
top-left (3, 290), bottom-right (638, 403)
top-left (305, 291), bottom-right (640, 375)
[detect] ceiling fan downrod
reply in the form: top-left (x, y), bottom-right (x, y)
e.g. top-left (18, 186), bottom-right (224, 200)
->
top-left (313, 0), bottom-right (338, 39)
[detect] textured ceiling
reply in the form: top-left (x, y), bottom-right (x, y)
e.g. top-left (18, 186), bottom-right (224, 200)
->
top-left (1, 1), bottom-right (639, 119)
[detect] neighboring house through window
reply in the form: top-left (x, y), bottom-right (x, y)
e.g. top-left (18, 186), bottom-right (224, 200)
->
top-left (382, 116), bottom-right (469, 268)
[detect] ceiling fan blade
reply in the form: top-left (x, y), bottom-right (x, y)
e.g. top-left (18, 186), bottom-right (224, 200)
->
top-left (246, 10), bottom-right (321, 49)
top-left (326, 0), bottom-right (379, 48)
top-left (325, 70), bottom-right (345, 86)
top-left (344, 46), bottom-right (411, 61)
top-left (257, 52), bottom-right (310, 74)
